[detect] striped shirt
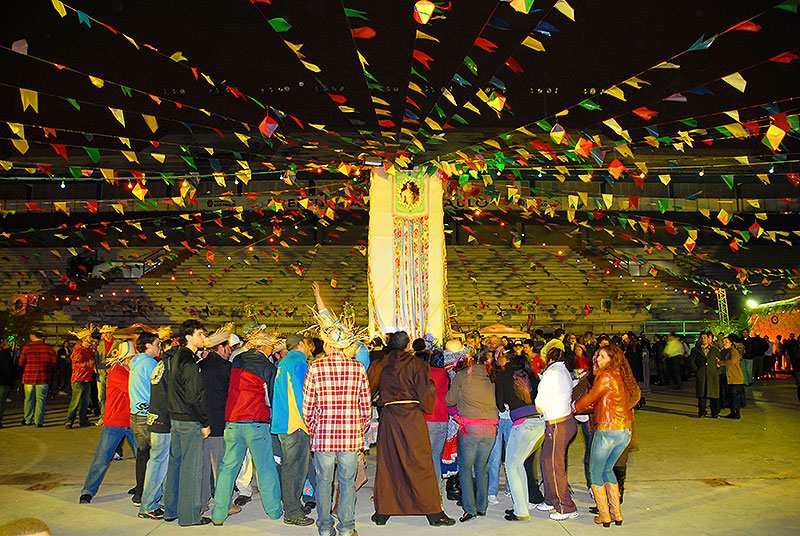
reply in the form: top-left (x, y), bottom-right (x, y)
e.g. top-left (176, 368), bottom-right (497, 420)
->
top-left (302, 351), bottom-right (371, 452)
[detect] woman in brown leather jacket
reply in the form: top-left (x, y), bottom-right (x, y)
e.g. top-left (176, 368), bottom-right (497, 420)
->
top-left (574, 344), bottom-right (640, 527)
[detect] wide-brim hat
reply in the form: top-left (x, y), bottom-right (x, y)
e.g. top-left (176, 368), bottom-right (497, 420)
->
top-left (69, 323), bottom-right (95, 340)
top-left (310, 307), bottom-right (367, 350)
top-left (155, 326), bottom-right (173, 340)
top-left (98, 324), bottom-right (118, 333)
top-left (205, 322), bottom-right (234, 348)
top-left (245, 326), bottom-right (284, 350)
top-left (106, 339), bottom-right (136, 365)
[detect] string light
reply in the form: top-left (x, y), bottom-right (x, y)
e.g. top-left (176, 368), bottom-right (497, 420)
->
top-left (698, 169), bottom-right (705, 176)
top-left (769, 166), bottom-right (775, 174)
top-left (60, 181), bottom-right (65, 189)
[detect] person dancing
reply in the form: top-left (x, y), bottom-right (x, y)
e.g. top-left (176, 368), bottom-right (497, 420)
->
top-left (574, 344), bottom-right (640, 527)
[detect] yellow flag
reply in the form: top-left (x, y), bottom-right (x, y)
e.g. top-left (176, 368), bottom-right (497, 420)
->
top-left (111, 203), bottom-right (125, 214)
top-left (522, 36), bottom-right (545, 51)
top-left (463, 101), bottom-right (480, 114)
top-left (235, 133), bottom-right (250, 147)
top-left (20, 89), bottom-right (38, 112)
top-left (12, 139), bottom-right (29, 154)
top-left (89, 76), bottom-right (104, 88)
top-left (416, 29), bottom-right (439, 42)
top-left (169, 51), bottom-right (188, 62)
top-left (101, 168), bottom-right (114, 179)
top-left (121, 150), bottom-right (138, 163)
top-left (151, 153), bottom-right (165, 163)
top-left (142, 114), bottom-right (158, 133)
top-left (604, 86), bottom-right (625, 101)
top-left (109, 107), bottom-right (125, 127)
top-left (52, 0), bottom-right (67, 17)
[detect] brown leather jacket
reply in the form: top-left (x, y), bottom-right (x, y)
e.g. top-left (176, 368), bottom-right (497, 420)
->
top-left (574, 368), bottom-right (633, 431)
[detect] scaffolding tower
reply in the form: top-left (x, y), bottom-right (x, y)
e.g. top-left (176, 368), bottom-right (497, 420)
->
top-left (715, 288), bottom-right (730, 328)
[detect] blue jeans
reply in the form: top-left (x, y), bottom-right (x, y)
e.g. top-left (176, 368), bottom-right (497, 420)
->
top-left (81, 426), bottom-right (137, 497)
top-left (278, 430), bottom-right (312, 519)
top-left (589, 430), bottom-right (631, 486)
top-left (23, 384), bottom-right (49, 426)
top-left (139, 431), bottom-right (171, 514)
top-left (314, 451), bottom-right (357, 536)
top-left (488, 417), bottom-right (511, 496)
top-left (505, 417), bottom-right (545, 517)
top-left (96, 369), bottom-right (108, 417)
top-left (211, 422), bottom-right (282, 523)
top-left (164, 420), bottom-right (206, 525)
top-left (457, 429), bottom-right (495, 515)
top-left (426, 421), bottom-right (448, 482)
top-left (66, 381), bottom-right (91, 425)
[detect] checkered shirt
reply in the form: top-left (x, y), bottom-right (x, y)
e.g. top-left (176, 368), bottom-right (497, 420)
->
top-left (302, 351), bottom-right (371, 452)
top-left (71, 344), bottom-right (96, 383)
top-left (18, 340), bottom-right (57, 385)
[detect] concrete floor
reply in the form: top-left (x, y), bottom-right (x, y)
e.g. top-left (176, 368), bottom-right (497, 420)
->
top-left (1, 377), bottom-right (799, 536)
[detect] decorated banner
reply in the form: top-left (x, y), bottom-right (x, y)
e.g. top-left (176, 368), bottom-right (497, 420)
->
top-left (369, 167), bottom-right (445, 339)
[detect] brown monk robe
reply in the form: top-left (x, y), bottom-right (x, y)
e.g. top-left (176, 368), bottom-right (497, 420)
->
top-left (371, 332), bottom-right (455, 527)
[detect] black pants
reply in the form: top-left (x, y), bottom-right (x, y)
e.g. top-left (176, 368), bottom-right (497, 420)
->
top-left (698, 397), bottom-right (720, 417)
top-left (728, 385), bottom-right (744, 418)
top-left (667, 356), bottom-right (683, 388)
top-left (523, 447), bottom-right (544, 503)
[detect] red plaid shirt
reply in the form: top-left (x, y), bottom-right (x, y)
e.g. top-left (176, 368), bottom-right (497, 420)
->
top-left (18, 340), bottom-right (57, 385)
top-left (71, 344), bottom-right (96, 383)
top-left (302, 352), bottom-right (371, 452)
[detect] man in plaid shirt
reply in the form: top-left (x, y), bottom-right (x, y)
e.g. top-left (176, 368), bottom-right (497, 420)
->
top-left (18, 330), bottom-right (56, 427)
top-left (303, 343), bottom-right (371, 536)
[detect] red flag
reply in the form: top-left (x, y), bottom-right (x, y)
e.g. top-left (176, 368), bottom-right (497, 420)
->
top-left (632, 107), bottom-right (659, 120)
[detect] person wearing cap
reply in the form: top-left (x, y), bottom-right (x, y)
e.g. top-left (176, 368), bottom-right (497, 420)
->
top-left (95, 325), bottom-right (119, 422)
top-left (272, 332), bottom-right (315, 526)
top-left (18, 330), bottom-right (57, 428)
top-left (371, 331), bottom-right (455, 527)
top-left (138, 326), bottom-right (176, 520)
top-left (78, 340), bottom-right (138, 504)
top-left (163, 319), bottom-right (212, 526)
top-left (66, 325), bottom-right (97, 428)
top-left (303, 307), bottom-right (371, 536)
top-left (198, 323), bottom-right (234, 515)
top-left (129, 331), bottom-right (161, 506)
top-left (211, 326), bottom-right (283, 525)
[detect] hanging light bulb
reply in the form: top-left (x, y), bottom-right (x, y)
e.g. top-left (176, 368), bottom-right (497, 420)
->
top-left (698, 169), bottom-right (705, 176)
top-left (769, 166), bottom-right (774, 174)
top-left (60, 180), bottom-right (66, 189)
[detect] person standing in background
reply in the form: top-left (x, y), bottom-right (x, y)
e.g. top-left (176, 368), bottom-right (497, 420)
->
top-left (18, 330), bottom-right (57, 428)
top-left (66, 325), bottom-right (96, 428)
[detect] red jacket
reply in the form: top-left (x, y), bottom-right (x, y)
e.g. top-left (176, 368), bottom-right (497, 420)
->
top-left (225, 349), bottom-right (276, 423)
top-left (19, 340), bottom-right (57, 385)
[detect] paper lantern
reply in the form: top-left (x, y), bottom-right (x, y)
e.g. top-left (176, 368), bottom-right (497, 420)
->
top-left (414, 1), bottom-right (435, 24)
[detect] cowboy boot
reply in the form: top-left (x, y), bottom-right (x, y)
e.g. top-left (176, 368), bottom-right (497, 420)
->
top-left (613, 466), bottom-right (626, 504)
top-left (590, 485), bottom-right (611, 527)
top-left (605, 482), bottom-right (623, 526)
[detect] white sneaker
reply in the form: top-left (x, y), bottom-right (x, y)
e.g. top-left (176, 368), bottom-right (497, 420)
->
top-left (535, 503), bottom-right (554, 511)
top-left (504, 489), bottom-right (512, 497)
top-left (550, 511), bottom-right (579, 521)
top-left (588, 487), bottom-right (594, 500)
top-left (112, 453), bottom-right (123, 460)
top-left (488, 495), bottom-right (499, 505)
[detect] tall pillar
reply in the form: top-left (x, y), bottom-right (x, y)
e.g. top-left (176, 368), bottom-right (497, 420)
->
top-left (368, 167), bottom-right (446, 340)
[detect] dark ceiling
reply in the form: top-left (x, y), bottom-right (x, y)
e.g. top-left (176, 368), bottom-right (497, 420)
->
top-left (1, 0), bottom-right (798, 186)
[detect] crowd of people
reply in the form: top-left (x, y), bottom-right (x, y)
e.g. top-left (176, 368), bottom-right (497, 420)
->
top-left (2, 293), bottom-right (800, 534)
